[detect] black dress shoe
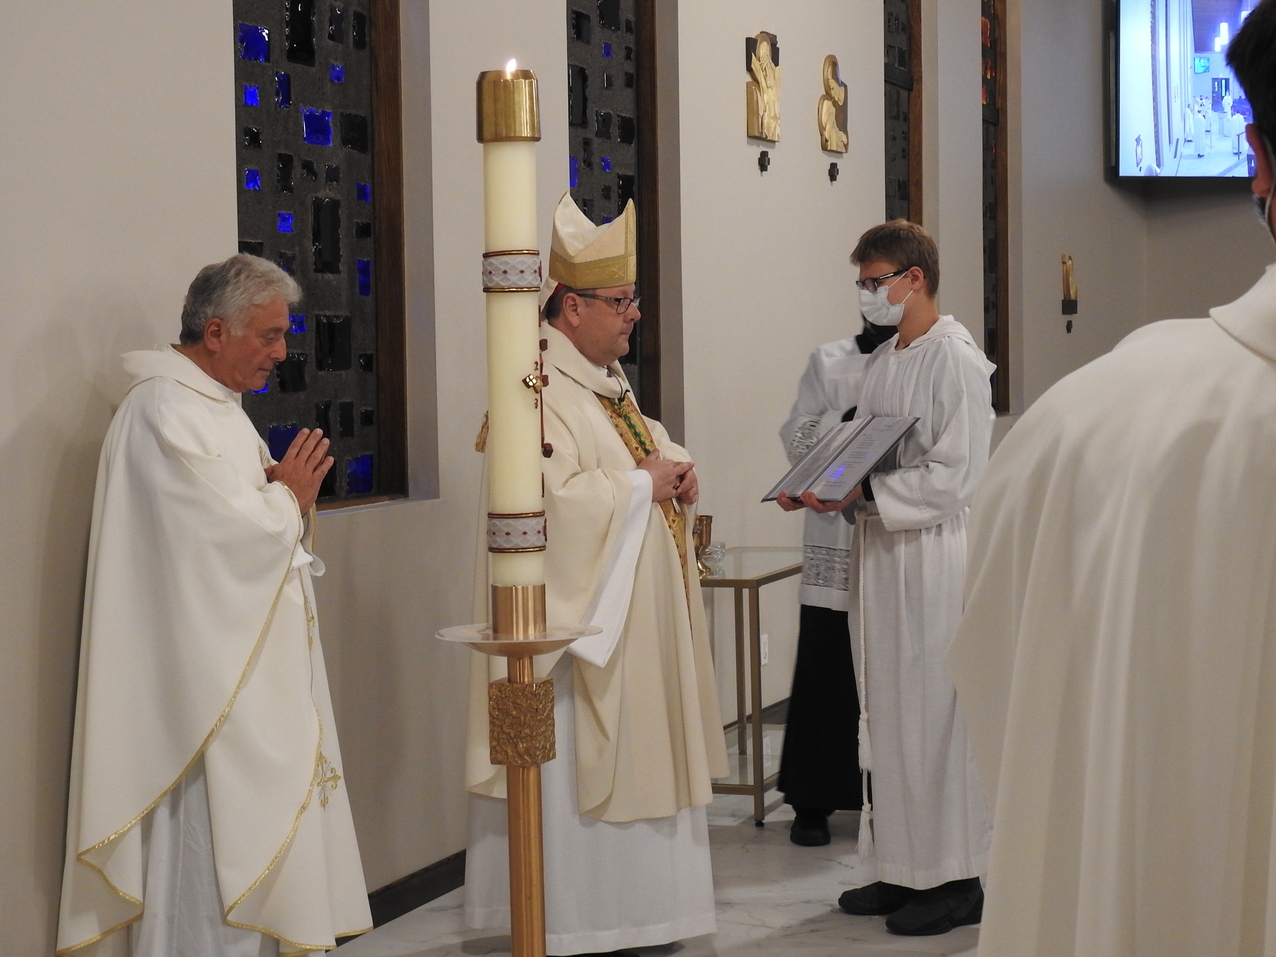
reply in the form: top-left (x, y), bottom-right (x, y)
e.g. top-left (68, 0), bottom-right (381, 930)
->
top-left (884, 877), bottom-right (983, 936)
top-left (837, 881), bottom-right (918, 915)
top-left (789, 807), bottom-right (832, 846)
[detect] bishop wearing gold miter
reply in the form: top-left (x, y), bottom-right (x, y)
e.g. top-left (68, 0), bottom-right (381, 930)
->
top-left (465, 194), bottom-right (728, 955)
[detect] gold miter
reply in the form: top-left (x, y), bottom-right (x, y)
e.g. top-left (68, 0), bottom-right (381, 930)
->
top-left (547, 191), bottom-right (637, 290)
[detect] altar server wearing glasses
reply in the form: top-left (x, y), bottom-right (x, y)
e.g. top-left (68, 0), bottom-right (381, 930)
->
top-left (465, 194), bottom-right (727, 956)
top-left (948, 6), bottom-right (1276, 954)
top-left (779, 220), bottom-right (994, 936)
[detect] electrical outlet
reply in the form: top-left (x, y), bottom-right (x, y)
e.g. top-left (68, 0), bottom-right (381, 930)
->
top-left (760, 633), bottom-right (769, 666)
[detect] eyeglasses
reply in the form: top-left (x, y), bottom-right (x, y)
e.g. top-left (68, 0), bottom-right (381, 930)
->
top-left (855, 268), bottom-right (909, 292)
top-left (574, 292), bottom-right (642, 313)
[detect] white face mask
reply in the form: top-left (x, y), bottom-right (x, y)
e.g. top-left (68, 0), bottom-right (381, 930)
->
top-left (858, 274), bottom-right (913, 327)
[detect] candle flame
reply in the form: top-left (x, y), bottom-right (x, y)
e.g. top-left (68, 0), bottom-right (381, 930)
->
top-left (506, 59), bottom-right (518, 74)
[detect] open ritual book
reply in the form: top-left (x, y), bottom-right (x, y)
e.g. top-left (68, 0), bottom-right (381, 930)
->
top-left (762, 415), bottom-right (919, 504)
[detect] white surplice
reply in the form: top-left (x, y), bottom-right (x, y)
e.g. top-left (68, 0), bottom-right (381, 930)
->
top-left (848, 317), bottom-right (993, 888)
top-left (948, 264), bottom-right (1276, 957)
top-left (58, 347), bottom-right (370, 957)
top-left (464, 324), bottom-right (727, 954)
top-left (780, 337), bottom-right (871, 612)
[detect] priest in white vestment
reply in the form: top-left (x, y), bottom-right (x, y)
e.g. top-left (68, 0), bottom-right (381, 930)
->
top-left (946, 12), bottom-right (1276, 954)
top-left (779, 221), bottom-right (992, 936)
top-left (465, 195), bottom-right (728, 956)
top-left (57, 254), bottom-right (371, 957)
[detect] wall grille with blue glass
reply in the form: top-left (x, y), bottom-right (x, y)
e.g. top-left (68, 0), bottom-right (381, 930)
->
top-left (234, 0), bottom-right (379, 502)
top-left (567, 0), bottom-right (644, 402)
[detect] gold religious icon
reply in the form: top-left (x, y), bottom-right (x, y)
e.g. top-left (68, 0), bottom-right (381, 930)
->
top-left (746, 32), bottom-right (781, 142)
top-left (817, 55), bottom-right (848, 153)
top-left (1062, 254), bottom-right (1078, 315)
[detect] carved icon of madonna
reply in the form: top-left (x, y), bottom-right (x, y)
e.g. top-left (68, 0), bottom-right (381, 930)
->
top-left (818, 55), bottom-right (848, 153)
top-left (746, 32), bottom-right (781, 143)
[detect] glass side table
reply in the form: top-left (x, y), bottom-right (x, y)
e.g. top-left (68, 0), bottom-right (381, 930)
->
top-left (701, 545), bottom-right (803, 825)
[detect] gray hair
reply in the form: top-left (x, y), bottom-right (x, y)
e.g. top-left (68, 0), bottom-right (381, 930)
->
top-left (179, 254), bottom-right (302, 345)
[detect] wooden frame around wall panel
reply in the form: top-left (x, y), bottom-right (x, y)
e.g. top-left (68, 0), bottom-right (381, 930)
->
top-left (318, 0), bottom-right (406, 509)
top-left (992, 0), bottom-right (1010, 413)
top-left (908, 0), bottom-right (924, 224)
top-left (372, 0), bottom-right (408, 497)
top-left (635, 0), bottom-right (662, 421)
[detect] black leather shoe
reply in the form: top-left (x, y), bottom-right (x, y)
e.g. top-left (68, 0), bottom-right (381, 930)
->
top-left (884, 877), bottom-right (983, 936)
top-left (789, 807), bottom-right (832, 846)
top-left (837, 881), bottom-right (918, 915)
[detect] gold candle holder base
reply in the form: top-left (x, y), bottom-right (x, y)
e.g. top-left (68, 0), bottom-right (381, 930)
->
top-left (437, 586), bottom-right (599, 957)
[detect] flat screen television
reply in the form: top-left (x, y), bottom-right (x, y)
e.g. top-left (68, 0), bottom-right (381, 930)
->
top-left (1112, 0), bottom-right (1257, 179)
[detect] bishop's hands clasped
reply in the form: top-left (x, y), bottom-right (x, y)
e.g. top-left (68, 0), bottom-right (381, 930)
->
top-left (776, 486), bottom-right (863, 514)
top-left (639, 450), bottom-right (699, 505)
top-left (266, 427), bottom-right (335, 514)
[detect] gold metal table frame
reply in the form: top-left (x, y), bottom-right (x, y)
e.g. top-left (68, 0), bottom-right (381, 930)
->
top-left (701, 545), bottom-right (803, 826)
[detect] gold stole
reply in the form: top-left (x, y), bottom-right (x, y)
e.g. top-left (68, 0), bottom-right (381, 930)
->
top-left (597, 392), bottom-right (690, 591)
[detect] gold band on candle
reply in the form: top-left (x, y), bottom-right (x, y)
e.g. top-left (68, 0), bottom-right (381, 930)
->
top-left (477, 70), bottom-right (541, 143)
top-left (491, 584), bottom-right (547, 639)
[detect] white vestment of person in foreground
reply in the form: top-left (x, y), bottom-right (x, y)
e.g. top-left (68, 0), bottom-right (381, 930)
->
top-left (57, 347), bottom-right (370, 957)
top-left (948, 264), bottom-right (1276, 957)
top-left (465, 322), bottom-right (728, 955)
top-left (849, 317), bottom-right (993, 888)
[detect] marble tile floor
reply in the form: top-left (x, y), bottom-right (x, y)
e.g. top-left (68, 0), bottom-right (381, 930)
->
top-left (340, 795), bottom-right (978, 957)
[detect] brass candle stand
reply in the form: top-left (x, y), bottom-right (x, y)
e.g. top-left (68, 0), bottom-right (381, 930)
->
top-left (438, 63), bottom-right (598, 957)
top-left (439, 593), bottom-right (595, 957)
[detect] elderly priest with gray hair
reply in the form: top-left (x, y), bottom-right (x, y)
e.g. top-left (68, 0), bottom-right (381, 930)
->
top-left (465, 194), bottom-right (728, 956)
top-left (57, 254), bottom-right (371, 957)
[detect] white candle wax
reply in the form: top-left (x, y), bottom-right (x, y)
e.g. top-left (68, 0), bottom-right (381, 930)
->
top-left (483, 137), bottom-right (544, 587)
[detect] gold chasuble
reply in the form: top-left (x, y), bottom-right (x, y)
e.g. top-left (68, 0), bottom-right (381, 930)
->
top-left (466, 324), bottom-right (727, 823)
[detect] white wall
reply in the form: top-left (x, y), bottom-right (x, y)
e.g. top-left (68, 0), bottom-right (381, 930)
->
top-left (923, 0), bottom-right (985, 341)
top-left (0, 3), bottom-right (239, 952)
top-left (8, 1), bottom-right (1268, 951)
top-left (1010, 0), bottom-right (1150, 409)
top-left (1006, 0), bottom-right (1271, 413)
top-left (676, 0), bottom-right (884, 709)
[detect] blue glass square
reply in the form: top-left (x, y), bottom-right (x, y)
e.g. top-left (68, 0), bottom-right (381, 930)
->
top-left (346, 454), bottom-right (374, 495)
top-left (301, 108), bottom-right (333, 146)
top-left (356, 181), bottom-right (371, 202)
top-left (238, 23), bottom-right (270, 62)
top-left (357, 258), bottom-right (372, 296)
top-left (245, 168), bottom-right (262, 190)
top-left (268, 424), bottom-right (300, 463)
top-left (275, 72), bottom-right (292, 108)
top-left (244, 84), bottom-right (260, 106)
top-left (289, 313), bottom-right (307, 334)
top-left (602, 215), bottom-right (614, 223)
top-left (277, 211), bottom-right (294, 233)
top-left (330, 62), bottom-right (344, 82)
top-left (602, 41), bottom-right (613, 57)
top-left (570, 156), bottom-right (579, 188)
top-left (600, 156), bottom-right (612, 172)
